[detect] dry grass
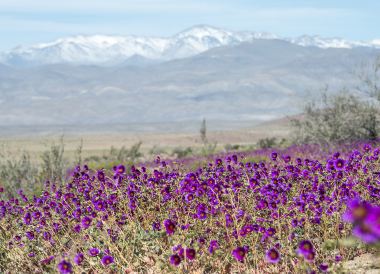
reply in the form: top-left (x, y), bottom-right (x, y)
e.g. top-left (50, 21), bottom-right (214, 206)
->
top-left (0, 119), bottom-right (291, 163)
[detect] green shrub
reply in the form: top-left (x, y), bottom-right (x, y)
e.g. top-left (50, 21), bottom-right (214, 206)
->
top-left (291, 92), bottom-right (378, 145)
top-left (172, 147), bottom-right (193, 159)
top-left (40, 136), bottom-right (67, 183)
top-left (0, 150), bottom-right (39, 195)
top-left (108, 142), bottom-right (143, 163)
top-left (224, 144), bottom-right (240, 152)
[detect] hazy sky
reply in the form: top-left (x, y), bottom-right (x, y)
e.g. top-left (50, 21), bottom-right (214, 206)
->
top-left (0, 0), bottom-right (379, 51)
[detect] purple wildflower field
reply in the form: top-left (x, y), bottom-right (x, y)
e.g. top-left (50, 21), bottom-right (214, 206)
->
top-left (0, 143), bottom-right (379, 273)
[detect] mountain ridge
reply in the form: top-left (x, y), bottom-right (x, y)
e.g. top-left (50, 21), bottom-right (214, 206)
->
top-left (1, 25), bottom-right (379, 67)
top-left (1, 38), bottom-right (379, 126)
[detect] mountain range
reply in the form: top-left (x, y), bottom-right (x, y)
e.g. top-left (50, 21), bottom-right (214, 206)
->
top-left (0, 25), bottom-right (379, 130)
top-left (1, 25), bottom-right (380, 67)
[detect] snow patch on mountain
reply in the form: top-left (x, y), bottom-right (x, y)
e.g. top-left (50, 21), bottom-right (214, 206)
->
top-left (286, 35), bottom-right (370, 49)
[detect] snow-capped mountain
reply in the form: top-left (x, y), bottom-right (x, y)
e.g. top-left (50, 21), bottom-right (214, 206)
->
top-left (1, 25), bottom-right (379, 66)
top-left (285, 35), bottom-right (371, 49)
top-left (1, 31), bottom-right (380, 127)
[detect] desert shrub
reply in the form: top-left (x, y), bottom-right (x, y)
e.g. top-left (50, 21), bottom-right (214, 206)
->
top-left (107, 142), bottom-right (143, 163)
top-left (200, 142), bottom-right (217, 156)
top-left (85, 142), bottom-right (143, 171)
top-left (256, 137), bottom-right (287, 149)
top-left (199, 118), bottom-right (218, 156)
top-left (149, 145), bottom-right (167, 156)
top-left (291, 92), bottom-right (378, 145)
top-left (292, 58), bottom-right (380, 145)
top-left (87, 160), bottom-right (134, 172)
top-left (74, 138), bottom-right (83, 166)
top-left (200, 118), bottom-right (207, 144)
top-left (186, 159), bottom-right (209, 171)
top-left (0, 138), bottom-right (68, 196)
top-left (357, 56), bottom-right (380, 99)
top-left (0, 150), bottom-right (39, 195)
top-left (224, 143), bottom-right (240, 152)
top-left (237, 144), bottom-right (256, 152)
top-left (0, 139), bottom-right (146, 195)
top-left (172, 147), bottom-right (193, 158)
top-left (40, 136), bottom-right (67, 183)
top-left (84, 155), bottom-right (101, 162)
top-left (257, 137), bottom-right (277, 149)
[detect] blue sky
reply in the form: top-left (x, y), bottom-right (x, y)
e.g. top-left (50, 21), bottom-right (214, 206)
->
top-left (0, 0), bottom-right (379, 51)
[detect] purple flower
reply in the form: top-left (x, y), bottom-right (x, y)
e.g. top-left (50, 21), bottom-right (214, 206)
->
top-left (297, 240), bottom-right (315, 259)
top-left (208, 240), bottom-right (219, 254)
top-left (128, 200), bottom-right (137, 210)
top-left (298, 240), bottom-right (314, 255)
top-left (343, 199), bottom-right (380, 243)
top-left (96, 220), bottom-right (104, 229)
top-left (242, 224), bottom-right (255, 235)
top-left (271, 152), bottom-right (278, 161)
top-left (303, 251), bottom-right (316, 262)
top-left (81, 216), bottom-right (92, 229)
top-left (152, 222), bottom-right (161, 231)
top-left (185, 248), bottom-right (196, 260)
top-left (197, 211), bottom-right (207, 220)
top-left (94, 200), bottom-right (106, 211)
top-left (319, 263), bottom-right (329, 272)
top-left (232, 247), bottom-right (246, 262)
top-left (88, 248), bottom-right (100, 257)
top-left (43, 231), bottom-right (51, 241)
top-left (291, 219), bottom-right (298, 227)
top-left (181, 224), bottom-right (190, 230)
top-left (73, 224), bottom-right (81, 233)
top-left (26, 231), bottom-right (34, 240)
top-left (104, 248), bottom-right (111, 255)
top-left (23, 212), bottom-right (32, 225)
top-left (114, 165), bottom-right (125, 174)
top-left (41, 255), bottom-right (55, 265)
top-left (283, 155), bottom-right (291, 163)
top-left (97, 170), bottom-right (105, 181)
top-left (225, 213), bottom-right (233, 227)
top-left (266, 248), bottom-right (280, 263)
top-left (72, 208), bottom-right (82, 219)
top-left (172, 244), bottom-right (183, 253)
top-left (164, 219), bottom-right (176, 235)
top-left (198, 237), bottom-right (206, 245)
top-left (343, 199), bottom-right (371, 222)
top-left (364, 206), bottom-right (380, 237)
top-left (57, 260), bottom-right (72, 274)
top-left (33, 211), bottom-right (42, 219)
top-left (170, 254), bottom-right (181, 266)
top-left (215, 158), bottom-right (223, 166)
top-left (265, 227), bottom-right (276, 237)
top-left (101, 255), bottom-right (114, 266)
top-left (363, 143), bottom-right (372, 152)
top-left (334, 158), bottom-right (345, 170)
top-left (185, 193), bottom-right (195, 203)
top-left (352, 223), bottom-right (379, 243)
top-left (74, 253), bottom-right (84, 265)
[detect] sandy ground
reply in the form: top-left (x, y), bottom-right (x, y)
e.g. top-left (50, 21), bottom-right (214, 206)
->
top-left (0, 118), bottom-right (291, 161)
top-left (343, 253), bottom-right (380, 274)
